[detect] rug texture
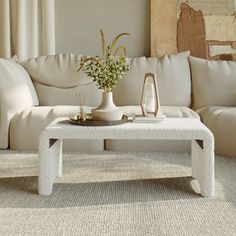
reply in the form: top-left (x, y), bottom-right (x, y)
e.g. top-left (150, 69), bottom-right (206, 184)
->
top-left (0, 151), bottom-right (235, 236)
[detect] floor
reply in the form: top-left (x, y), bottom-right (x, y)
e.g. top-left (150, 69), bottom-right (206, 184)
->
top-left (0, 151), bottom-right (235, 235)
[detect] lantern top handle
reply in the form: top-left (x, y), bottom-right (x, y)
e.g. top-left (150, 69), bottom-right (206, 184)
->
top-left (144, 72), bottom-right (156, 80)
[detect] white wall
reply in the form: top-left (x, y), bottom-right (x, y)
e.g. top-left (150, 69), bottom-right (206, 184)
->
top-left (55, 0), bottom-right (150, 57)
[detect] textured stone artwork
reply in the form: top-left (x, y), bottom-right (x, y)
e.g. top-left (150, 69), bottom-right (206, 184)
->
top-left (178, 0), bottom-right (235, 15)
top-left (177, 3), bottom-right (206, 58)
top-left (204, 15), bottom-right (236, 41)
top-left (150, 0), bottom-right (177, 57)
top-left (151, 0), bottom-right (236, 60)
top-left (206, 41), bottom-right (236, 60)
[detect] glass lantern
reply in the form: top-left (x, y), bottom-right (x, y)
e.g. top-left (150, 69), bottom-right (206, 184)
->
top-left (141, 73), bottom-right (160, 117)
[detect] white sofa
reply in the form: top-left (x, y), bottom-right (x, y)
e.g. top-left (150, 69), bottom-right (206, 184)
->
top-left (189, 56), bottom-right (236, 157)
top-left (0, 52), bottom-right (235, 157)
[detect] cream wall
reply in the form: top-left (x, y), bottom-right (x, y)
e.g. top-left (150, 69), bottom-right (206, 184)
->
top-left (55, 0), bottom-right (150, 57)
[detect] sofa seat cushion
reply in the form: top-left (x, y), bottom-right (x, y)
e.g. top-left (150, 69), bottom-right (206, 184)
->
top-left (197, 106), bottom-right (236, 157)
top-left (10, 106), bottom-right (104, 151)
top-left (106, 106), bottom-right (199, 152)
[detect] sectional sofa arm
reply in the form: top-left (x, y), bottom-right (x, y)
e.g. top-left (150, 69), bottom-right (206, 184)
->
top-left (0, 59), bottom-right (39, 148)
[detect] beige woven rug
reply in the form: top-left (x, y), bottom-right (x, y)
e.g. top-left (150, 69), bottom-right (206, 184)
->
top-left (0, 151), bottom-right (235, 236)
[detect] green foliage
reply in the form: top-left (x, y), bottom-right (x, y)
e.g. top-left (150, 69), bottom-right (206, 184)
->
top-left (78, 30), bottom-right (131, 92)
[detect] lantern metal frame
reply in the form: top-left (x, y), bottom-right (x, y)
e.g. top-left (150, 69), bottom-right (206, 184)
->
top-left (141, 73), bottom-right (160, 117)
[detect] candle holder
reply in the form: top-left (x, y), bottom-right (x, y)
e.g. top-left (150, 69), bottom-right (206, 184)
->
top-left (141, 73), bottom-right (160, 117)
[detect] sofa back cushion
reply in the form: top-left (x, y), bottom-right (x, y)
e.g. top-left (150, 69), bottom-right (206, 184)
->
top-left (113, 51), bottom-right (191, 107)
top-left (189, 56), bottom-right (236, 110)
top-left (19, 53), bottom-right (102, 107)
top-left (20, 53), bottom-right (90, 88)
top-left (19, 52), bottom-right (191, 107)
top-left (34, 82), bottom-right (101, 107)
top-left (0, 59), bottom-right (39, 148)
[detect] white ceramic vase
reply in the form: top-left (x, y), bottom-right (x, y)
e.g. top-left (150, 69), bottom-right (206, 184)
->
top-left (92, 92), bottom-right (123, 121)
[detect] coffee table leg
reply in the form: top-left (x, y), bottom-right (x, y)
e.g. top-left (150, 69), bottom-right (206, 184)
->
top-left (191, 140), bottom-right (214, 197)
top-left (38, 137), bottom-right (62, 195)
top-left (191, 141), bottom-right (198, 179)
top-left (54, 139), bottom-right (63, 177)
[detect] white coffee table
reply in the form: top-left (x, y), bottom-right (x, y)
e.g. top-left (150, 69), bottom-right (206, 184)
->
top-left (38, 118), bottom-right (215, 197)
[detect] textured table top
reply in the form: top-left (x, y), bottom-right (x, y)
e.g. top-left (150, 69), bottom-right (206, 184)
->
top-left (41, 118), bottom-right (214, 144)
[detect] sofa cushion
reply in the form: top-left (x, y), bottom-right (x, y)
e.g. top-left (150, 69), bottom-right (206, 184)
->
top-left (19, 53), bottom-right (90, 88)
top-left (0, 59), bottom-right (39, 148)
top-left (189, 56), bottom-right (236, 110)
top-left (33, 82), bottom-right (101, 107)
top-left (197, 106), bottom-right (236, 157)
top-left (113, 51), bottom-right (191, 107)
top-left (10, 106), bottom-right (104, 151)
top-left (18, 53), bottom-right (102, 106)
top-left (106, 106), bottom-right (199, 152)
top-left (121, 105), bottom-right (200, 118)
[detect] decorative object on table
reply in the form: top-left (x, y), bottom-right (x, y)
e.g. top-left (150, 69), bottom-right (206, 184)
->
top-left (77, 29), bottom-right (130, 121)
top-left (141, 73), bottom-right (161, 117)
top-left (132, 115), bottom-right (166, 123)
top-left (69, 114), bottom-right (128, 126)
top-left (76, 92), bottom-right (86, 121)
